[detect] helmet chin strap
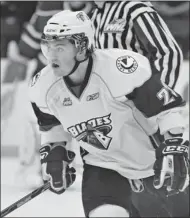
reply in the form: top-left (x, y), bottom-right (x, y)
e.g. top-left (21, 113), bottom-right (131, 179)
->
top-left (65, 38), bottom-right (90, 78)
top-left (65, 55), bottom-right (89, 78)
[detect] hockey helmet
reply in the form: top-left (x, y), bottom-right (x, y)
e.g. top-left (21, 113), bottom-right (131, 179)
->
top-left (41, 10), bottom-right (94, 59)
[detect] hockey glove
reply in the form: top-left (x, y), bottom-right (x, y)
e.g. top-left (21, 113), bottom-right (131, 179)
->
top-left (39, 143), bottom-right (76, 194)
top-left (153, 137), bottom-right (189, 195)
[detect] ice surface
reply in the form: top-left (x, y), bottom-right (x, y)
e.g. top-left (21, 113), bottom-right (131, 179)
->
top-left (1, 158), bottom-right (85, 217)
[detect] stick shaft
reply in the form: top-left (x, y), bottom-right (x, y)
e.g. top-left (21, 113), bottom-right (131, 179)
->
top-left (1, 182), bottom-right (50, 217)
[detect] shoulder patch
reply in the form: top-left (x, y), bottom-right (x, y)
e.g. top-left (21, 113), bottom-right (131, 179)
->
top-left (116, 55), bottom-right (138, 74)
top-left (30, 71), bottom-right (41, 87)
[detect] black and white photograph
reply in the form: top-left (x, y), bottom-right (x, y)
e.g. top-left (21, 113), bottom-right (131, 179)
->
top-left (1, 1), bottom-right (189, 217)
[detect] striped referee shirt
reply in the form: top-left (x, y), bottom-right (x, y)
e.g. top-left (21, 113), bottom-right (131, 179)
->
top-left (91, 1), bottom-right (183, 89)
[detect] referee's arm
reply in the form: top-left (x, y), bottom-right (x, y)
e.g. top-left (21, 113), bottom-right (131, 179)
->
top-left (133, 11), bottom-right (183, 89)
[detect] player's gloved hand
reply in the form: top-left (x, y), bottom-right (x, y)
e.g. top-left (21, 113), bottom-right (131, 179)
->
top-left (39, 142), bottom-right (76, 194)
top-left (3, 41), bottom-right (28, 83)
top-left (153, 137), bottom-right (189, 196)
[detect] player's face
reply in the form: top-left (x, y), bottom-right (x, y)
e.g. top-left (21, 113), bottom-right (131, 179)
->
top-left (43, 39), bottom-right (78, 77)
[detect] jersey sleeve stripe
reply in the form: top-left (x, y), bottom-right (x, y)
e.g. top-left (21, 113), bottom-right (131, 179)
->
top-left (126, 2), bottom-right (155, 24)
top-left (26, 23), bottom-right (42, 39)
top-left (23, 28), bottom-right (41, 45)
top-left (129, 27), bottom-right (138, 53)
top-left (170, 44), bottom-right (182, 89)
top-left (120, 2), bottom-right (154, 50)
top-left (153, 13), bottom-right (183, 89)
top-left (21, 33), bottom-right (41, 50)
top-left (113, 2), bottom-right (129, 49)
top-left (118, 1), bottom-right (135, 50)
top-left (148, 13), bottom-right (180, 88)
top-left (98, 3), bottom-right (113, 49)
top-left (135, 15), bottom-right (165, 72)
top-left (143, 13), bottom-right (174, 86)
top-left (135, 13), bottom-right (180, 88)
top-left (93, 9), bottom-right (102, 49)
top-left (104, 2), bottom-right (121, 48)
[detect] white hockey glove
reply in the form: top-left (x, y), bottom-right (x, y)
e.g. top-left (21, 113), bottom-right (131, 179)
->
top-left (153, 137), bottom-right (189, 196)
top-left (39, 142), bottom-right (76, 194)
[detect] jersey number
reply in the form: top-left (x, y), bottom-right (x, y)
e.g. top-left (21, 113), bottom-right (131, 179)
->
top-left (157, 88), bottom-right (175, 106)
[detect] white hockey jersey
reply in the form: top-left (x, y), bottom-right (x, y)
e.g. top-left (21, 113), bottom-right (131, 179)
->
top-left (29, 49), bottom-right (186, 179)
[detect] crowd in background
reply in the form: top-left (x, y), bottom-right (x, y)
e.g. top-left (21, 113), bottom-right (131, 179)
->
top-left (0, 1), bottom-right (37, 57)
top-left (1, 1), bottom-right (189, 59)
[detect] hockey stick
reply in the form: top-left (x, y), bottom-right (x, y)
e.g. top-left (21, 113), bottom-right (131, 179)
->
top-left (1, 182), bottom-right (50, 217)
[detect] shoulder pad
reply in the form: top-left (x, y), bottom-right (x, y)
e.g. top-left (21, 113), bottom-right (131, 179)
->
top-left (29, 65), bottom-right (59, 109)
top-left (94, 49), bottom-right (152, 98)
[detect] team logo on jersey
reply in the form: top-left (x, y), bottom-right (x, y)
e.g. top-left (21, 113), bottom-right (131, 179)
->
top-left (104, 18), bottom-right (126, 33)
top-left (67, 114), bottom-right (112, 150)
top-left (63, 97), bottom-right (72, 106)
top-left (116, 56), bottom-right (138, 74)
top-left (87, 92), bottom-right (99, 101)
top-left (30, 71), bottom-right (41, 87)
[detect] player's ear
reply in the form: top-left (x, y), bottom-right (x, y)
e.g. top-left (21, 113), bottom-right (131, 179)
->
top-left (76, 50), bottom-right (85, 62)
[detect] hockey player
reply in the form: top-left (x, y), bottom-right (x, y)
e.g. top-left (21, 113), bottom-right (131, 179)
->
top-left (29, 10), bottom-right (189, 217)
